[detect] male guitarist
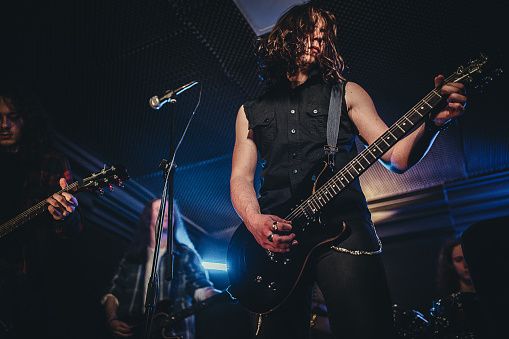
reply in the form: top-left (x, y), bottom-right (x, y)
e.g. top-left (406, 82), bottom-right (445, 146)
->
top-left (230, 3), bottom-right (466, 339)
top-left (0, 83), bottom-right (82, 338)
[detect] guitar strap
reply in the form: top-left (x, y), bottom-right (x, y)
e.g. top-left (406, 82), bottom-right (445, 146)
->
top-left (324, 81), bottom-right (384, 257)
top-left (324, 81), bottom-right (344, 168)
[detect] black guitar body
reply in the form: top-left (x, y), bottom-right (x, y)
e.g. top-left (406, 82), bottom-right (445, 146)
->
top-left (227, 162), bottom-right (346, 314)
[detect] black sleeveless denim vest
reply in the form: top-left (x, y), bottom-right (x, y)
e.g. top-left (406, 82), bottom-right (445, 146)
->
top-left (244, 73), bottom-right (370, 221)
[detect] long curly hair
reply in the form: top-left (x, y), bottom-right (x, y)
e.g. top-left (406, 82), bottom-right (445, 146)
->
top-left (256, 3), bottom-right (346, 87)
top-left (0, 82), bottom-right (54, 163)
top-left (436, 237), bottom-right (462, 296)
top-left (126, 198), bottom-right (194, 264)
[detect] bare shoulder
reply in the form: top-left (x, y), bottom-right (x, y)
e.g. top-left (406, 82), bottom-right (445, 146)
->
top-left (235, 105), bottom-right (249, 131)
top-left (345, 81), bottom-right (387, 145)
top-left (237, 104), bottom-right (245, 116)
top-left (345, 82), bottom-right (372, 110)
top-left (234, 104), bottom-right (255, 147)
top-left (345, 81), bottom-right (377, 118)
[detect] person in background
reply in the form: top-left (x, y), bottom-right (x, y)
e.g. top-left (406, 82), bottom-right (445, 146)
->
top-left (0, 83), bottom-right (82, 338)
top-left (102, 198), bottom-right (219, 339)
top-left (436, 237), bottom-right (475, 296)
top-left (431, 237), bottom-right (488, 338)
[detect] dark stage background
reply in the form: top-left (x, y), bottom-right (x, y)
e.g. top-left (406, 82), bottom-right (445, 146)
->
top-left (2, 0), bottom-right (507, 337)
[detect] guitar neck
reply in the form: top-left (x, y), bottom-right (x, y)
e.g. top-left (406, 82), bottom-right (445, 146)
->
top-left (0, 181), bottom-right (79, 237)
top-left (289, 86), bottom-right (448, 221)
top-left (0, 164), bottom-right (129, 239)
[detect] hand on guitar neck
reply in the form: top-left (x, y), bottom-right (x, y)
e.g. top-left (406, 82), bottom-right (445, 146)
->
top-left (46, 177), bottom-right (78, 221)
top-left (0, 164), bottom-right (129, 238)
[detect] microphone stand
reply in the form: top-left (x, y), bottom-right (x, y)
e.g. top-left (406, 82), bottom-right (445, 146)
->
top-left (143, 96), bottom-right (177, 339)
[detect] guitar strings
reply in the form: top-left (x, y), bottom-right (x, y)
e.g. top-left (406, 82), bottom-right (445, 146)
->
top-left (0, 181), bottom-right (81, 235)
top-left (284, 72), bottom-right (462, 223)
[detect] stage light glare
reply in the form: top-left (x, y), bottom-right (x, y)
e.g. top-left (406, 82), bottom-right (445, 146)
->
top-left (202, 262), bottom-right (228, 271)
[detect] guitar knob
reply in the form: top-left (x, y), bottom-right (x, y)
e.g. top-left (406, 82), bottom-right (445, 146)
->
top-left (255, 276), bottom-right (263, 283)
top-left (283, 258), bottom-right (292, 265)
top-left (268, 282), bottom-right (277, 290)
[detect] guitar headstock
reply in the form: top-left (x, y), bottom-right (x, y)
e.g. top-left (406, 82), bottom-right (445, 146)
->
top-left (76, 164), bottom-right (130, 194)
top-left (452, 53), bottom-right (504, 92)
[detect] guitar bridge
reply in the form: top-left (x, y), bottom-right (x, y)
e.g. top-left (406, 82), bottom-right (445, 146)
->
top-left (265, 249), bottom-right (292, 265)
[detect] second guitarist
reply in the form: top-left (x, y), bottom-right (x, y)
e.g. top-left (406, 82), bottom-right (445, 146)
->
top-left (230, 3), bottom-right (467, 339)
top-left (102, 199), bottom-right (219, 339)
top-left (0, 83), bottom-right (82, 338)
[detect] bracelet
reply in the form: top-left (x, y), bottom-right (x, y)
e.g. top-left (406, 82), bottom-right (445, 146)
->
top-left (425, 116), bottom-right (451, 134)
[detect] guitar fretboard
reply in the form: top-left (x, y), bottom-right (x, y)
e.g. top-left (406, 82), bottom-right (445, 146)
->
top-left (0, 181), bottom-right (80, 237)
top-left (282, 54), bottom-right (493, 223)
top-left (286, 78), bottom-right (460, 222)
top-left (0, 164), bottom-right (128, 238)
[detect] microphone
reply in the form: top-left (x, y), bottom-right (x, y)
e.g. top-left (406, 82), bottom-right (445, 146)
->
top-left (149, 80), bottom-right (199, 109)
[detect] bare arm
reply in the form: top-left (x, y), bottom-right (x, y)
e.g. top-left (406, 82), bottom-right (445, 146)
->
top-left (346, 76), bottom-right (466, 173)
top-left (230, 106), bottom-right (261, 224)
top-left (230, 106), bottom-right (295, 252)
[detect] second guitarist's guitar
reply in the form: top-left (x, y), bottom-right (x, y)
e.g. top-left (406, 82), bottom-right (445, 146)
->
top-left (0, 164), bottom-right (130, 238)
top-left (227, 54), bottom-right (501, 314)
top-left (124, 290), bottom-right (234, 339)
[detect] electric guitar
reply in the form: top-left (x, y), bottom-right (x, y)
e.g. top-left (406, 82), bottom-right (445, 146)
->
top-left (227, 54), bottom-right (502, 314)
top-left (0, 164), bottom-right (130, 238)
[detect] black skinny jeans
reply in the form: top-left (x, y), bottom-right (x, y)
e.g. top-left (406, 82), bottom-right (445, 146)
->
top-left (250, 219), bottom-right (397, 339)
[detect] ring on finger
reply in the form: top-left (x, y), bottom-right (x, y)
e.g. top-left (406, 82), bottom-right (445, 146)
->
top-left (272, 221), bottom-right (278, 231)
top-left (267, 233), bottom-right (274, 242)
